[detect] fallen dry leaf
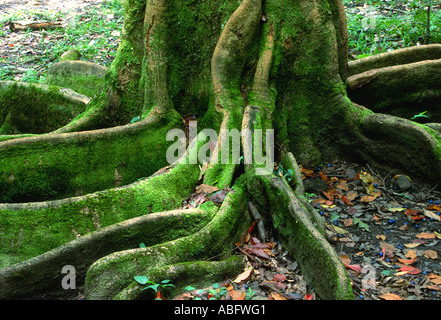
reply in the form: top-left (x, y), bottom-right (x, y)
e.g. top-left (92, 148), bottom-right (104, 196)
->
top-left (346, 191), bottom-right (358, 201)
top-left (423, 209), bottom-right (441, 221)
top-left (376, 234), bottom-right (386, 241)
top-left (273, 274), bottom-right (286, 282)
top-left (398, 258), bottom-right (417, 265)
top-left (404, 243), bottom-right (421, 248)
top-left (398, 265), bottom-right (420, 275)
top-left (405, 250), bottom-right (417, 259)
top-left (416, 232), bottom-right (436, 239)
top-left (336, 180), bottom-right (349, 192)
top-left (361, 195), bottom-right (377, 203)
top-left (379, 292), bottom-right (403, 300)
top-left (196, 184), bottom-right (219, 194)
top-left (269, 292), bottom-right (287, 300)
top-left (423, 250), bottom-right (438, 260)
top-left (344, 218), bottom-right (353, 227)
top-left (233, 268), bottom-right (253, 284)
top-left (427, 274), bottom-right (441, 285)
top-left (229, 290), bottom-right (246, 300)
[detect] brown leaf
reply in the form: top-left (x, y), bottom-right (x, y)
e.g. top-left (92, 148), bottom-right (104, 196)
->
top-left (416, 232), bottom-right (436, 239)
top-left (346, 191), bottom-right (358, 201)
top-left (404, 243), bottom-right (421, 248)
top-left (229, 290), bottom-right (246, 300)
top-left (379, 292), bottom-right (403, 300)
top-left (423, 250), bottom-right (438, 260)
top-left (428, 274), bottom-right (441, 285)
top-left (398, 258), bottom-right (417, 265)
top-left (196, 184), bottom-right (219, 194)
top-left (336, 180), bottom-right (349, 192)
top-left (273, 274), bottom-right (286, 282)
top-left (344, 218), bottom-right (353, 227)
top-left (269, 292), bottom-right (287, 300)
top-left (361, 195), bottom-right (376, 203)
top-left (319, 171), bottom-right (328, 182)
top-left (405, 250), bottom-right (417, 259)
top-left (233, 268), bottom-right (253, 284)
top-left (423, 209), bottom-right (441, 221)
top-left (376, 234), bottom-right (386, 241)
top-left (246, 248), bottom-right (270, 259)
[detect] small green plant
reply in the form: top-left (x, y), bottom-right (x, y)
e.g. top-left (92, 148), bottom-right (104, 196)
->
top-left (184, 283), bottom-right (229, 300)
top-left (134, 276), bottom-right (175, 300)
top-left (410, 110), bottom-right (430, 120)
top-left (208, 283), bottom-right (229, 300)
top-left (273, 163), bottom-right (294, 183)
top-left (245, 287), bottom-right (257, 300)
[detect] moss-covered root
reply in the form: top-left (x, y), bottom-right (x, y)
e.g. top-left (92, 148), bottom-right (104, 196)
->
top-left (242, 105), bottom-right (353, 300)
top-left (347, 44), bottom-right (441, 77)
top-left (114, 255), bottom-right (244, 300)
top-left (347, 59), bottom-right (441, 111)
top-left (84, 178), bottom-right (250, 300)
top-left (356, 113), bottom-right (441, 183)
top-left (211, 0), bottom-right (262, 111)
top-left (0, 208), bottom-right (213, 300)
top-left (267, 177), bottom-right (353, 300)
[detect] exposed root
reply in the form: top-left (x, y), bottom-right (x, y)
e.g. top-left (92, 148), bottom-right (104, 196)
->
top-left (356, 113), bottom-right (441, 182)
top-left (242, 105), bottom-right (353, 300)
top-left (142, 0), bottom-right (173, 117)
top-left (114, 256), bottom-right (244, 300)
top-left (211, 0), bottom-right (262, 110)
top-left (347, 58), bottom-right (441, 110)
top-left (328, 0), bottom-right (349, 81)
top-left (0, 208), bottom-right (212, 299)
top-left (84, 179), bottom-right (250, 299)
top-left (348, 44), bottom-right (441, 77)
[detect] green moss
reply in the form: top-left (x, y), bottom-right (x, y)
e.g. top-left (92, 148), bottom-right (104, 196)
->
top-left (0, 162), bottom-right (201, 267)
top-left (84, 176), bottom-right (250, 299)
top-left (0, 113), bottom-right (183, 203)
top-left (45, 74), bottom-right (106, 98)
top-left (165, 0), bottom-right (242, 117)
top-left (0, 83), bottom-right (86, 135)
top-left (250, 174), bottom-right (353, 300)
top-left (114, 255), bottom-right (244, 300)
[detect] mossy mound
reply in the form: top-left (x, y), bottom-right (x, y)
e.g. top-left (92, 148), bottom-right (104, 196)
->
top-left (0, 81), bottom-right (88, 135)
top-left (46, 61), bottom-right (108, 98)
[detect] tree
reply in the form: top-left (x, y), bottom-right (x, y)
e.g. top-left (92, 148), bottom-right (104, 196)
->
top-left (1, 0), bottom-right (441, 300)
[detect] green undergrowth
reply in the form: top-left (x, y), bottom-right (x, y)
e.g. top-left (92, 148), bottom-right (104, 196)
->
top-left (344, 0), bottom-right (441, 57)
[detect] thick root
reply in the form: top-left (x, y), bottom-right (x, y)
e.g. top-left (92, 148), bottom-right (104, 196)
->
top-left (0, 81), bottom-right (89, 136)
top-left (83, 179), bottom-right (250, 300)
top-left (348, 44), bottom-right (441, 77)
top-left (0, 112), bottom-right (183, 203)
top-left (0, 162), bottom-right (200, 269)
top-left (0, 207), bottom-right (213, 299)
top-left (114, 256), bottom-right (244, 300)
top-left (357, 112), bottom-right (441, 182)
top-left (347, 58), bottom-right (441, 112)
top-left (242, 105), bottom-right (353, 300)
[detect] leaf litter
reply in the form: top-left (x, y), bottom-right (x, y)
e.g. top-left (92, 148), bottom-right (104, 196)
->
top-left (180, 161), bottom-right (441, 301)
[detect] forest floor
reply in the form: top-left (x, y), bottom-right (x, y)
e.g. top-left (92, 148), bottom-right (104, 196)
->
top-left (1, 0), bottom-right (441, 301)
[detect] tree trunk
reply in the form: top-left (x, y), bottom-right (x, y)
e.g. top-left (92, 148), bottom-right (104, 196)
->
top-left (1, 0), bottom-right (441, 300)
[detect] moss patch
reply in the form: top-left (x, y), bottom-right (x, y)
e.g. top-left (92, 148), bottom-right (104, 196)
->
top-left (0, 82), bottom-right (86, 135)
